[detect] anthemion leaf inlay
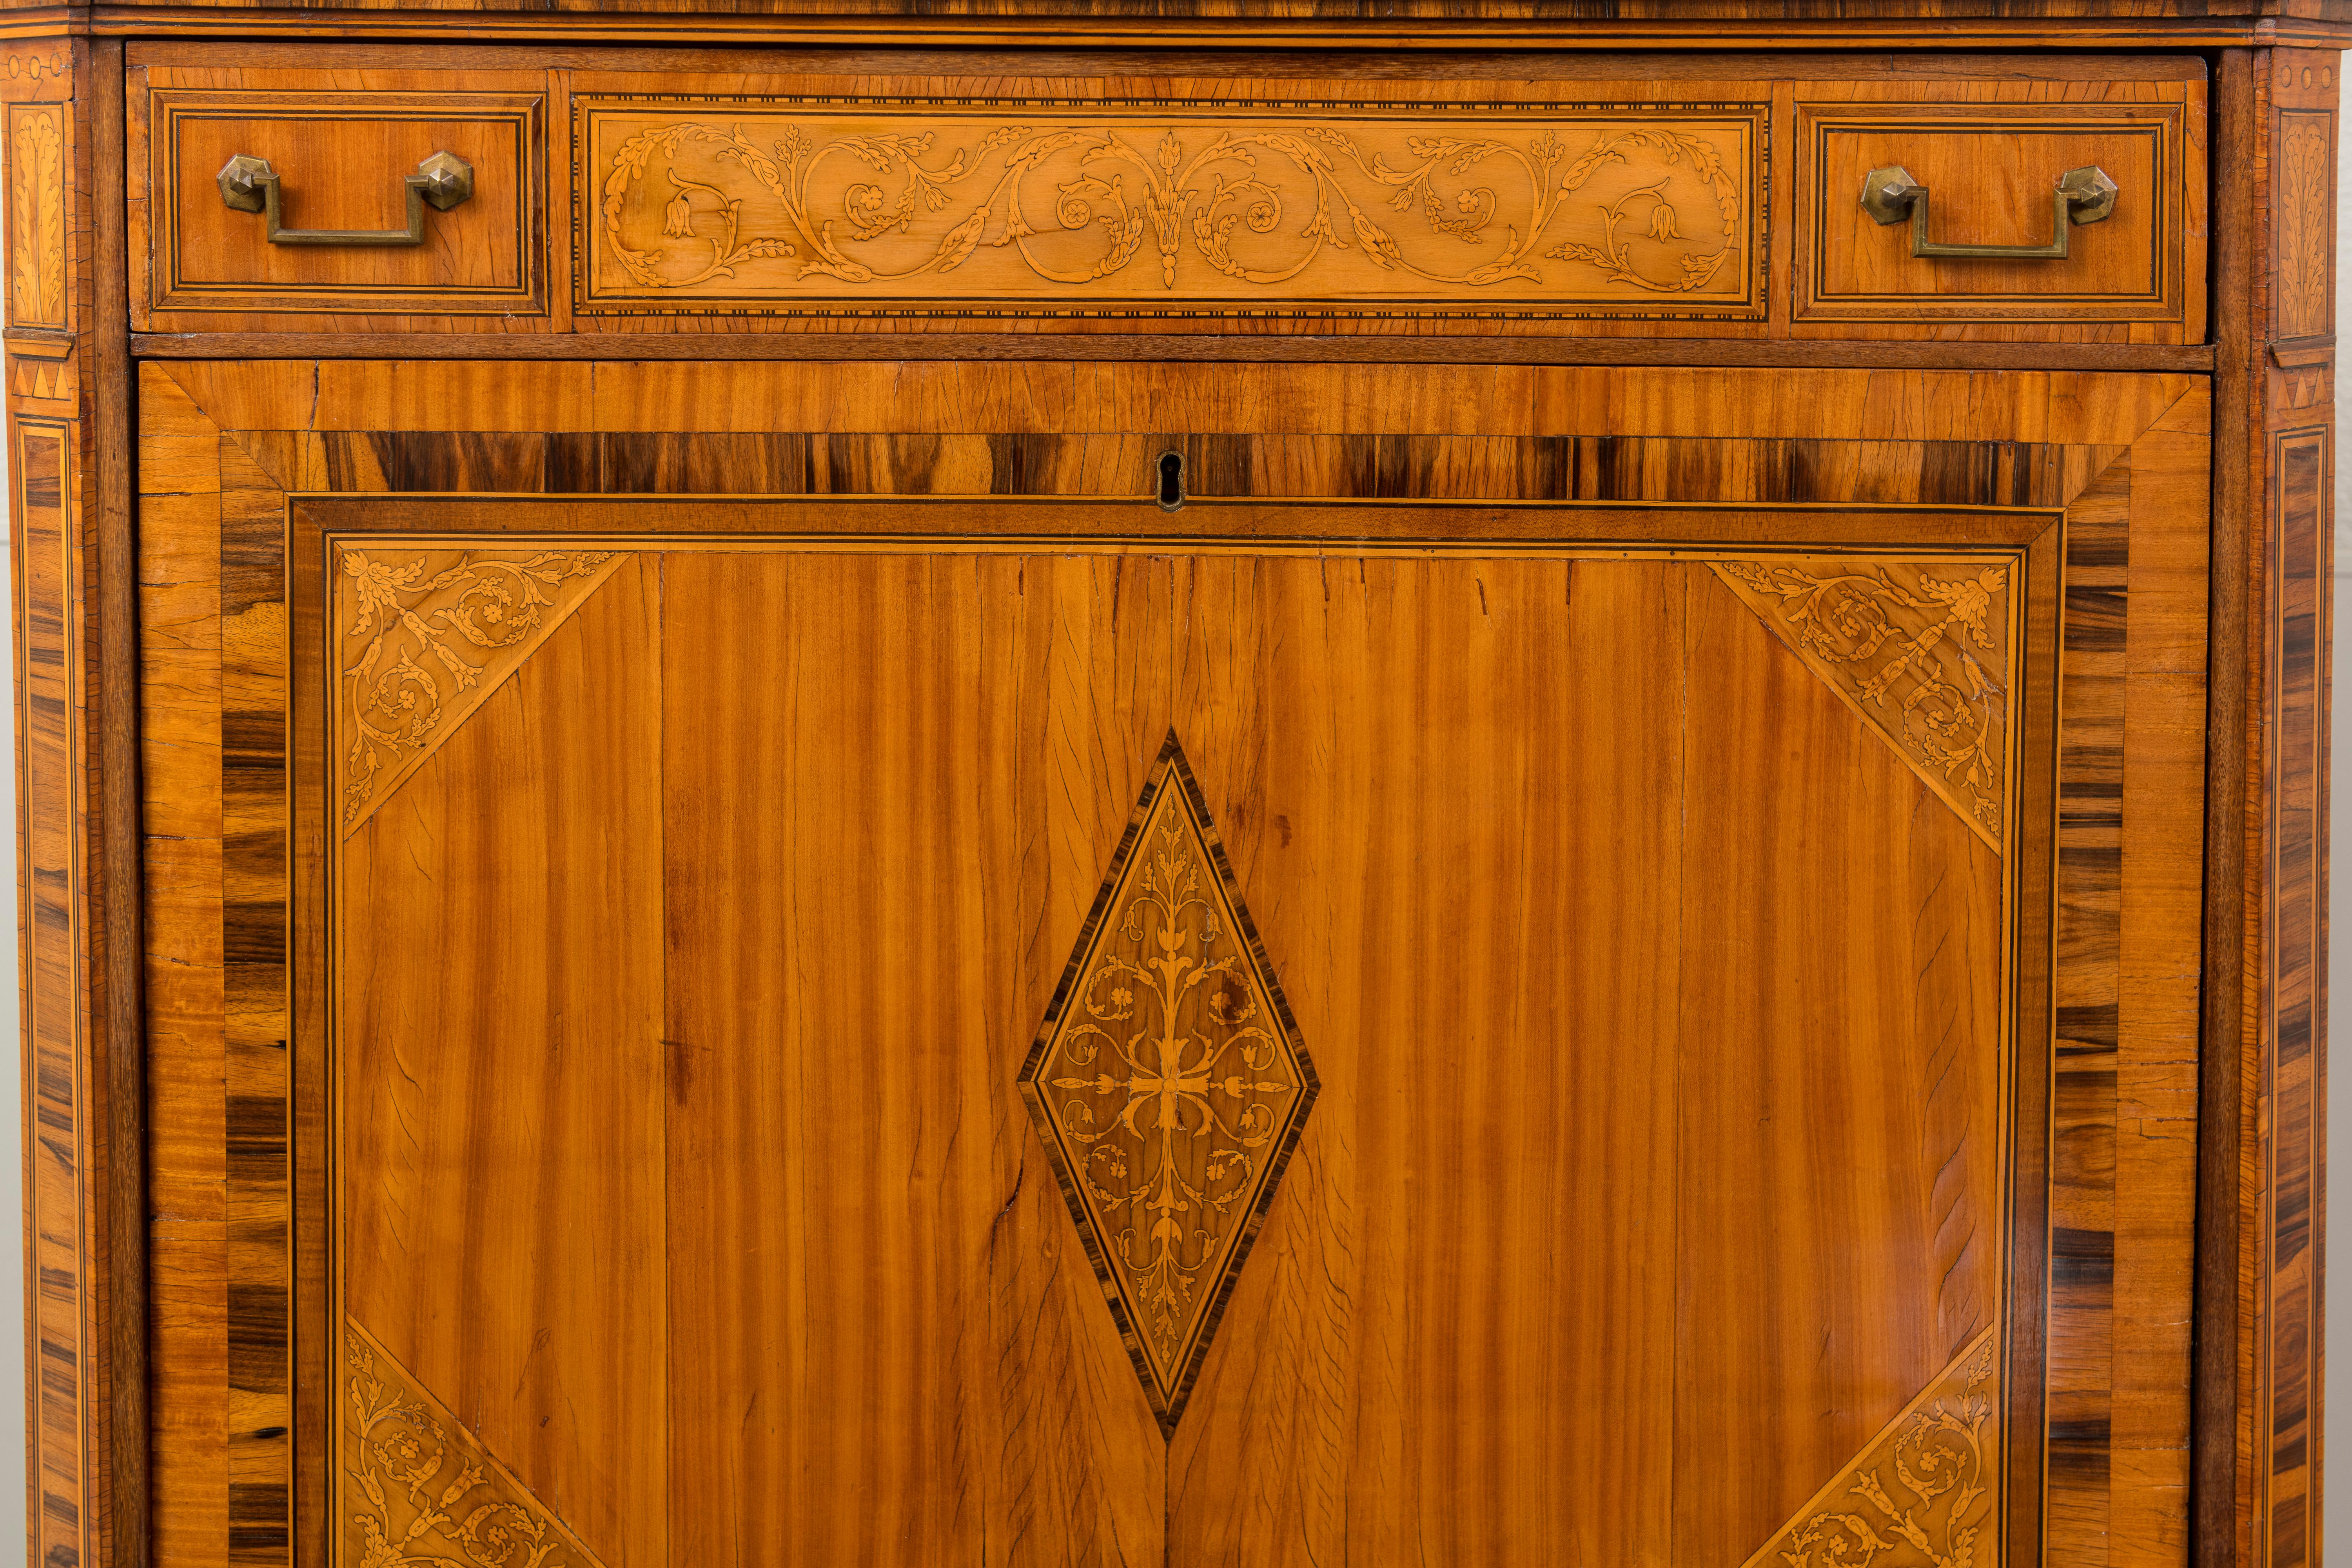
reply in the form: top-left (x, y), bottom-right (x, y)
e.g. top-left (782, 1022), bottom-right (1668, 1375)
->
top-left (1019, 733), bottom-right (1318, 1435)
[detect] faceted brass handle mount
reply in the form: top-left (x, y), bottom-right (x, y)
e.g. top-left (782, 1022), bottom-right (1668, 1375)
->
top-left (1860, 164), bottom-right (2117, 260)
top-left (217, 151), bottom-right (472, 247)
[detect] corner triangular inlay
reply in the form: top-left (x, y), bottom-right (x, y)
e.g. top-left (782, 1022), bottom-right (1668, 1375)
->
top-left (1740, 1324), bottom-right (2003, 1568)
top-left (336, 546), bottom-right (625, 834)
top-left (342, 1319), bottom-right (607, 1568)
top-left (1710, 556), bottom-right (2014, 851)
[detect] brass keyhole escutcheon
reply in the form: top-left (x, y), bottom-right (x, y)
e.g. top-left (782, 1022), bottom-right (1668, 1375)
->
top-left (1156, 450), bottom-right (1187, 511)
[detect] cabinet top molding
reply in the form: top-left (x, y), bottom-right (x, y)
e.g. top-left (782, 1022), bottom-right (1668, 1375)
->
top-left (5, 2), bottom-right (2352, 48)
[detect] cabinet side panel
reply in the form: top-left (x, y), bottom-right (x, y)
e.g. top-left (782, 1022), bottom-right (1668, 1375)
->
top-left (10, 34), bottom-right (146, 1568)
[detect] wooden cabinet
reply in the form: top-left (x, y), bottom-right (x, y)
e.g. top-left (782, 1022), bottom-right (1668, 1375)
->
top-left (3, 18), bottom-right (2332, 1568)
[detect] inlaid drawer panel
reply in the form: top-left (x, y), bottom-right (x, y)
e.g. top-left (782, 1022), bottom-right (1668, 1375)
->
top-left (575, 97), bottom-right (1768, 324)
top-left (133, 81), bottom-right (546, 322)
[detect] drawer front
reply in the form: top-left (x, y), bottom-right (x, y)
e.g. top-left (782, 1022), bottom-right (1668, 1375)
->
top-left (140, 87), bottom-right (545, 318)
top-left (123, 48), bottom-right (2204, 343)
top-left (1796, 102), bottom-right (2197, 328)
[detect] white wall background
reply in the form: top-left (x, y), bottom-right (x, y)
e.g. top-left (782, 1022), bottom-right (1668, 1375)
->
top-left (2327, 63), bottom-right (2351, 1568)
top-left (2, 398), bottom-right (20, 1554)
top-left (2, 394), bottom-right (20, 1555)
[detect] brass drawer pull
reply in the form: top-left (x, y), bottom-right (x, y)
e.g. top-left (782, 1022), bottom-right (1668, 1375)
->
top-left (216, 151), bottom-right (473, 247)
top-left (1860, 164), bottom-right (2117, 259)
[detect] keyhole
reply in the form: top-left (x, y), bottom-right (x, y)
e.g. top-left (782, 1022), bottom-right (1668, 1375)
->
top-left (1156, 450), bottom-right (1186, 511)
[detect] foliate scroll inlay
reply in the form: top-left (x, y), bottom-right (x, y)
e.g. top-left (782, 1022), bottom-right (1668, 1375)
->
top-left (337, 547), bottom-right (622, 833)
top-left (8, 103), bottom-right (64, 329)
top-left (1712, 557), bottom-right (2012, 849)
top-left (343, 1322), bottom-right (605, 1568)
top-left (1019, 734), bottom-right (1318, 1433)
top-left (579, 101), bottom-right (1762, 318)
top-left (1746, 1327), bottom-right (2000, 1568)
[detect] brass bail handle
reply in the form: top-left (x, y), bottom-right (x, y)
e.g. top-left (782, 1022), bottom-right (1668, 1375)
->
top-left (1860, 164), bottom-right (2118, 260)
top-left (218, 151), bottom-right (474, 247)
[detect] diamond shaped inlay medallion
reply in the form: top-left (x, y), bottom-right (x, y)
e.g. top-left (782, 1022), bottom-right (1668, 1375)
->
top-left (1019, 733), bottom-right (1318, 1434)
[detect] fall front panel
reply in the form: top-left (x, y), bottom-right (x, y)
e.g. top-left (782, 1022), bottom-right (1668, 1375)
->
top-left (315, 525), bottom-right (2031, 1566)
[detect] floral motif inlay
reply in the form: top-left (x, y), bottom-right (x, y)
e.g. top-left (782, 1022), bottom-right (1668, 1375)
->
top-left (1714, 558), bottom-right (2011, 847)
top-left (1019, 735), bottom-right (1318, 1432)
top-left (584, 104), bottom-right (1759, 314)
top-left (338, 548), bottom-right (619, 831)
top-left (9, 105), bottom-right (62, 328)
top-left (1755, 1328), bottom-right (1999, 1568)
top-left (344, 1325), bottom-right (602, 1568)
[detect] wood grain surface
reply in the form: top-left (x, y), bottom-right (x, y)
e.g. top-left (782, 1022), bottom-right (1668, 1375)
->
top-left (317, 538), bottom-right (2016, 1566)
top-left (2251, 54), bottom-right (2336, 1568)
top-left (22, 10), bottom-right (2352, 54)
top-left (338, 555), bottom-right (666, 1568)
top-left (125, 358), bottom-right (2210, 1568)
top-left (10, 35), bottom-right (154, 1568)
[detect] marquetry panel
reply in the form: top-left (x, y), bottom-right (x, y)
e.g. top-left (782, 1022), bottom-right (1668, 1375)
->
top-left (2274, 109), bottom-right (2335, 342)
top-left (574, 97), bottom-right (1766, 321)
top-left (341, 1321), bottom-right (605, 1568)
top-left (134, 360), bottom-right (2208, 1568)
top-left (8, 337), bottom-right (72, 407)
top-left (1020, 735), bottom-right (1318, 1433)
top-left (1741, 1326), bottom-right (2001, 1568)
top-left (6, 99), bottom-right (65, 330)
top-left (333, 544), bottom-right (623, 831)
top-left (297, 527), bottom-right (2028, 1564)
top-left (1711, 557), bottom-right (2012, 848)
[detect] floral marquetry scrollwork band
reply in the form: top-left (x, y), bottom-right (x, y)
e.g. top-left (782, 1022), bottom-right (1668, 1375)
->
top-left (1711, 557), bottom-right (2013, 850)
top-left (577, 100), bottom-right (1763, 318)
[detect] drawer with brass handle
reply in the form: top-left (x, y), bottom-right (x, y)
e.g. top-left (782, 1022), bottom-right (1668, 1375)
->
top-left (134, 85), bottom-right (545, 321)
top-left (1794, 92), bottom-right (2202, 335)
top-left (123, 53), bottom-right (2201, 342)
